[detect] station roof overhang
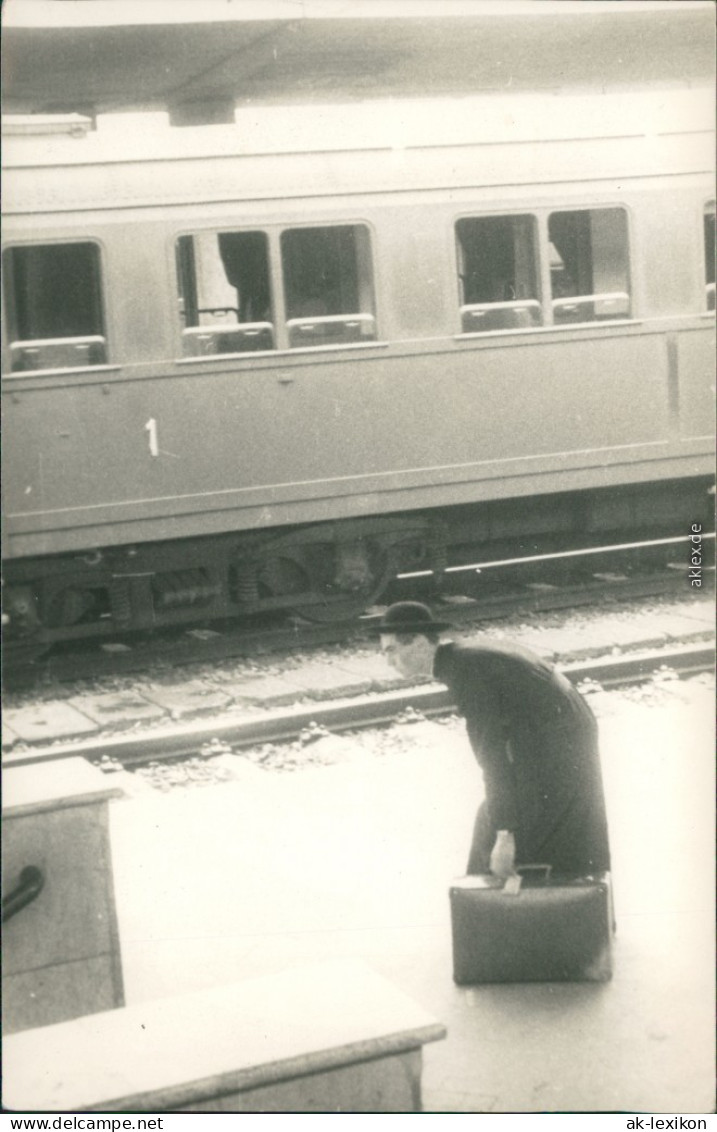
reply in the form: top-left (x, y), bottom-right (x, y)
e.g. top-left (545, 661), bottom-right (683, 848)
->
top-left (2, 0), bottom-right (715, 118)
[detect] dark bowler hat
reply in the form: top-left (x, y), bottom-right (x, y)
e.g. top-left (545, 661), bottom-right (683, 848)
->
top-left (375, 601), bottom-right (452, 635)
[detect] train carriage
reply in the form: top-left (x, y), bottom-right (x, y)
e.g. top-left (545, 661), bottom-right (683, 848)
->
top-left (1, 86), bottom-right (715, 644)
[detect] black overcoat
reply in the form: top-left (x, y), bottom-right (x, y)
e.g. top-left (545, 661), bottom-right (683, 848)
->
top-left (433, 640), bottom-right (611, 875)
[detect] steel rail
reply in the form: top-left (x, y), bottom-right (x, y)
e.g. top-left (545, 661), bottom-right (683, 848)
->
top-left (4, 641), bottom-right (713, 772)
top-left (5, 566), bottom-right (707, 691)
top-left (397, 532), bottom-right (716, 579)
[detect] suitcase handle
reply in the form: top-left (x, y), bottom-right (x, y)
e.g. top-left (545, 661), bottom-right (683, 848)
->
top-left (517, 864), bottom-right (552, 879)
top-left (502, 864), bottom-right (552, 895)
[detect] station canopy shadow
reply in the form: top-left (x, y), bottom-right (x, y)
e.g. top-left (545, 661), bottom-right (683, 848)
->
top-left (2, 1), bottom-right (714, 120)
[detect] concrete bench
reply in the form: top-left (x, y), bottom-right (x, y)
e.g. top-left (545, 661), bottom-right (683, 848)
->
top-left (2, 757), bottom-right (124, 1034)
top-left (3, 959), bottom-right (446, 1113)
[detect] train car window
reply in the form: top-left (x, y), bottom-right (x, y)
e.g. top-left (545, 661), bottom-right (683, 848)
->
top-left (176, 230), bottom-right (274, 356)
top-left (704, 202), bottom-right (715, 312)
top-left (3, 242), bottom-right (107, 372)
top-left (548, 208), bottom-right (630, 324)
top-left (280, 225), bottom-right (376, 348)
top-left (456, 215), bottom-right (541, 333)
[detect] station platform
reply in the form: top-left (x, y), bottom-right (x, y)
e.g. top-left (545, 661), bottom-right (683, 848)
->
top-left (99, 676), bottom-right (714, 1114)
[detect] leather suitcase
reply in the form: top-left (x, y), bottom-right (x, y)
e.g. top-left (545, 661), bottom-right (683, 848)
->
top-left (449, 869), bottom-right (613, 985)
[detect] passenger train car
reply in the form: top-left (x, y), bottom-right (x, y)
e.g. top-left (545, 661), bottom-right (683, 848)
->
top-left (2, 88), bottom-right (715, 645)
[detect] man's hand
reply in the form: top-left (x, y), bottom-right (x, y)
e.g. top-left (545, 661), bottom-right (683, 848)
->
top-left (489, 830), bottom-right (516, 879)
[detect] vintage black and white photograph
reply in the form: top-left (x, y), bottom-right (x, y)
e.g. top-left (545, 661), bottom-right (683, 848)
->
top-left (1, 0), bottom-right (715, 1119)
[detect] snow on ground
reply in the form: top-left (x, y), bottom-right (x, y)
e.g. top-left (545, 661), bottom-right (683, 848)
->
top-left (109, 675), bottom-right (715, 1113)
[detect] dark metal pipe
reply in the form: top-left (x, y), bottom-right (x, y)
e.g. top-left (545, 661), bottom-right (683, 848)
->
top-left (2, 866), bottom-right (44, 923)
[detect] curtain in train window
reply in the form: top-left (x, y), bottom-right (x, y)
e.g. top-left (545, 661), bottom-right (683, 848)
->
top-left (176, 230), bottom-right (274, 356)
top-left (3, 242), bottom-right (106, 372)
top-left (548, 209), bottom-right (631, 324)
top-left (280, 225), bottom-right (376, 348)
top-left (456, 215), bottom-right (541, 333)
top-left (704, 202), bottom-right (715, 312)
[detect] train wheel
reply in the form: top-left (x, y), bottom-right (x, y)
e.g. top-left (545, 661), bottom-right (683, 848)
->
top-left (288, 565), bottom-right (393, 623)
top-left (257, 539), bottom-right (394, 623)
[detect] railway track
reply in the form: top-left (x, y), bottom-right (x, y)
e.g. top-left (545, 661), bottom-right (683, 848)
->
top-left (5, 640), bottom-right (713, 772)
top-left (4, 535), bottom-right (713, 691)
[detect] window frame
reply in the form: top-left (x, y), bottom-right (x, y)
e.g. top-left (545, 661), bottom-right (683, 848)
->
top-left (452, 203), bottom-right (636, 338)
top-left (2, 237), bottom-right (110, 376)
top-left (454, 211), bottom-right (543, 336)
top-left (173, 218), bottom-right (381, 362)
top-left (174, 227), bottom-right (277, 360)
top-left (547, 205), bottom-right (633, 327)
top-left (279, 221), bottom-right (378, 350)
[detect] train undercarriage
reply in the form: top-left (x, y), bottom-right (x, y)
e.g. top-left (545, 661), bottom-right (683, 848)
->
top-left (2, 478), bottom-right (713, 653)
